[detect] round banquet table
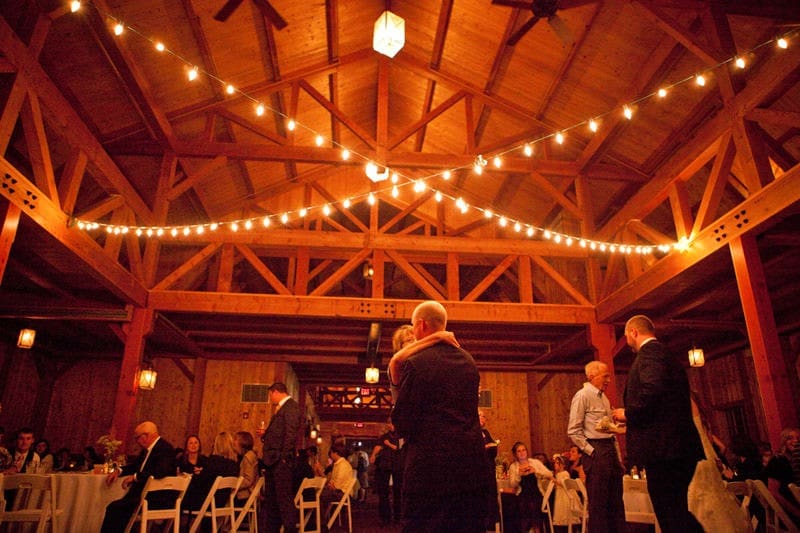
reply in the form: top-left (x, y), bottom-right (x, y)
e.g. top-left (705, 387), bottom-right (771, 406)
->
top-left (53, 472), bottom-right (127, 532)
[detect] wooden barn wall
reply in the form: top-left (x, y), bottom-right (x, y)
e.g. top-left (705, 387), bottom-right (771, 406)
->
top-left (0, 344), bottom-right (40, 437)
top-left (528, 371), bottom-right (587, 459)
top-left (479, 371), bottom-right (531, 465)
top-left (135, 357), bottom-right (194, 448)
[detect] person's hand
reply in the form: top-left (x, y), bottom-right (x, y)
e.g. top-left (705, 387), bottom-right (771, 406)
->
top-left (193, 466), bottom-right (203, 475)
top-left (612, 408), bottom-right (626, 423)
top-left (105, 469), bottom-right (120, 486)
top-left (121, 475), bottom-right (135, 489)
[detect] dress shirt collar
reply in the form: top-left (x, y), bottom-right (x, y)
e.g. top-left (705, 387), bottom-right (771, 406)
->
top-left (277, 395), bottom-right (291, 409)
top-left (583, 381), bottom-right (604, 397)
top-left (639, 337), bottom-right (656, 348)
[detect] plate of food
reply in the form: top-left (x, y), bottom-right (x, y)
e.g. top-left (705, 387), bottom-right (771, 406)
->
top-left (596, 416), bottom-right (626, 434)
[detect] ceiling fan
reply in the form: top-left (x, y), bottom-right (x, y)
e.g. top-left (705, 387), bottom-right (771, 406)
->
top-left (492, 0), bottom-right (596, 46)
top-left (214, 0), bottom-right (288, 29)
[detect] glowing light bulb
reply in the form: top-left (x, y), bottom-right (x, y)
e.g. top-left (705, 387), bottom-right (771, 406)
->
top-left (244, 219), bottom-right (253, 229)
top-left (777, 37), bottom-right (788, 49)
top-left (473, 161), bottom-right (483, 175)
top-left (566, 237), bottom-right (573, 246)
top-left (196, 226), bottom-right (204, 235)
top-left (183, 227), bottom-right (190, 236)
top-left (70, 1), bottom-right (81, 12)
top-left (262, 217), bottom-right (271, 227)
top-left (544, 230), bottom-right (551, 239)
top-left (523, 144), bottom-right (533, 157)
top-left (499, 216), bottom-right (507, 227)
top-left (170, 228), bottom-right (178, 237)
top-left (484, 209), bottom-right (493, 219)
top-left (657, 88), bottom-right (668, 98)
top-left (106, 226), bottom-right (113, 234)
top-left (391, 173), bottom-right (399, 184)
top-left (590, 242), bottom-right (596, 250)
top-left (187, 67), bottom-right (199, 81)
top-left (256, 104), bottom-right (265, 116)
top-left (526, 227), bottom-right (534, 237)
top-left (231, 222), bottom-right (239, 232)
top-left (226, 84), bottom-right (235, 95)
top-left (442, 170), bottom-right (451, 180)
top-left (157, 228), bottom-right (164, 237)
top-left (589, 119), bottom-right (598, 132)
top-left (391, 186), bottom-right (399, 198)
top-left (281, 213), bottom-right (289, 224)
top-left (210, 223), bottom-right (218, 231)
top-left (414, 180), bottom-right (425, 192)
top-left (514, 222), bottom-right (521, 232)
top-left (368, 192), bottom-right (376, 205)
top-left (735, 57), bottom-right (746, 69)
top-left (146, 228), bottom-right (153, 237)
top-left (315, 134), bottom-right (324, 146)
top-left (343, 198), bottom-right (351, 209)
top-left (493, 156), bottom-right (502, 168)
top-left (341, 149), bottom-right (350, 160)
top-left (553, 234), bottom-right (561, 244)
top-left (555, 132), bottom-right (564, 145)
top-left (299, 208), bottom-right (307, 217)
top-left (323, 204), bottom-right (331, 216)
top-left (135, 228), bottom-right (142, 236)
top-left (77, 221), bottom-right (86, 230)
top-left (114, 23), bottom-right (124, 36)
top-left (695, 74), bottom-right (706, 86)
top-left (623, 106), bottom-right (633, 120)
top-left (580, 239), bottom-right (587, 248)
top-left (435, 191), bottom-right (442, 202)
top-left (155, 42), bottom-right (165, 52)
top-left (287, 119), bottom-right (296, 131)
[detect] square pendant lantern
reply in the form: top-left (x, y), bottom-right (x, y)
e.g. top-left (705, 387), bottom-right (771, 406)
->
top-left (373, 10), bottom-right (405, 58)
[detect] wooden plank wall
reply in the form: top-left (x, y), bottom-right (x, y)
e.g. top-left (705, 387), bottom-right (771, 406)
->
top-left (527, 371), bottom-right (587, 460)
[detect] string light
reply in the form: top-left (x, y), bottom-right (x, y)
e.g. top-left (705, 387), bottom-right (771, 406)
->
top-left (68, 4), bottom-right (798, 254)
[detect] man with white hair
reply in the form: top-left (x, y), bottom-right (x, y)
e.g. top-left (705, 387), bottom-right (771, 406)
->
top-left (391, 300), bottom-right (495, 532)
top-left (568, 361), bottom-right (625, 532)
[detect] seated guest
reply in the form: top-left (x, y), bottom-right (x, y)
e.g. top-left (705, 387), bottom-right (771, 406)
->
top-left (81, 446), bottom-right (103, 471)
top-left (507, 441), bottom-right (553, 533)
top-left (234, 431), bottom-right (259, 505)
top-left (292, 447), bottom-right (315, 497)
top-left (320, 443), bottom-right (354, 531)
top-left (307, 445), bottom-right (325, 477)
top-left (34, 439), bottom-right (54, 473)
top-left (54, 447), bottom-right (75, 471)
top-left (550, 455), bottom-right (581, 531)
top-left (567, 445), bottom-right (585, 482)
top-left (178, 434), bottom-right (207, 475)
top-left (101, 421), bottom-right (176, 533)
top-left (182, 432), bottom-right (240, 512)
top-left (7, 427), bottom-right (40, 473)
top-left (764, 427), bottom-right (800, 523)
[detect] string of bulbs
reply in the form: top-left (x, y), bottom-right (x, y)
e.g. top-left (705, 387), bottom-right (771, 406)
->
top-left (67, 1), bottom-right (796, 255)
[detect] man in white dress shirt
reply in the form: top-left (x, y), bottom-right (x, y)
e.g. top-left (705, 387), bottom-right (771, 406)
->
top-left (7, 427), bottom-right (40, 473)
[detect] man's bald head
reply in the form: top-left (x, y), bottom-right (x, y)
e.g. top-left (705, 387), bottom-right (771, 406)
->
top-left (133, 421), bottom-right (160, 449)
top-left (411, 300), bottom-right (447, 340)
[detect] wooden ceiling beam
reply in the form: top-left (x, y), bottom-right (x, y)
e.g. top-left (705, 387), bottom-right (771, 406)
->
top-left (389, 90), bottom-right (466, 150)
top-left (632, 2), bottom-right (721, 66)
top-left (148, 291), bottom-right (596, 324)
top-left (597, 161), bottom-right (800, 321)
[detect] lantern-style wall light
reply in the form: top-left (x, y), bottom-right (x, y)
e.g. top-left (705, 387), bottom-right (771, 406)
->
top-left (139, 366), bottom-right (158, 390)
top-left (17, 328), bottom-right (36, 349)
top-left (365, 366), bottom-right (380, 384)
top-left (688, 347), bottom-right (705, 367)
top-left (373, 10), bottom-right (405, 58)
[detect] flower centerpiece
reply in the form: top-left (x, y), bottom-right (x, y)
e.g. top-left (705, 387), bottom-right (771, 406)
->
top-left (96, 434), bottom-right (122, 471)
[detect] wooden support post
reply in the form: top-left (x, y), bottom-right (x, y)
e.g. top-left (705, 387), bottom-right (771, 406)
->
top-left (0, 200), bottom-right (21, 283)
top-left (110, 307), bottom-right (154, 452)
top-left (185, 357), bottom-right (206, 436)
top-left (730, 235), bottom-right (798, 448)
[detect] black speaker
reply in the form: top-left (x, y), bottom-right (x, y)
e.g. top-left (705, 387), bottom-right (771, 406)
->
top-left (361, 322), bottom-right (382, 367)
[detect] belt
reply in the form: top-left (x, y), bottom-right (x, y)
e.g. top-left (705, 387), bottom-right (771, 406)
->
top-left (587, 437), bottom-right (615, 443)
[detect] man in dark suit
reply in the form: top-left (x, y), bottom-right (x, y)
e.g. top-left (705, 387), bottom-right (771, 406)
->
top-left (613, 315), bottom-right (704, 532)
top-left (392, 300), bottom-right (496, 532)
top-left (100, 421), bottom-right (176, 533)
top-left (258, 382), bottom-right (301, 533)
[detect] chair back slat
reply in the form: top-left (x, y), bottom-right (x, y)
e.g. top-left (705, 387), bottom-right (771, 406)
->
top-left (0, 473), bottom-right (61, 533)
top-left (233, 476), bottom-right (264, 532)
top-left (124, 474), bottom-right (192, 533)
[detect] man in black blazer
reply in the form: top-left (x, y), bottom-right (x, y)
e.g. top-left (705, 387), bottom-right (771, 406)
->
top-left (613, 315), bottom-right (704, 532)
top-left (392, 300), bottom-right (496, 532)
top-left (100, 421), bottom-right (176, 533)
top-left (258, 382), bottom-right (301, 533)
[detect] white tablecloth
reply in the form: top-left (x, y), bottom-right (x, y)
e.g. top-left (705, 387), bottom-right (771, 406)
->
top-left (54, 473), bottom-right (127, 532)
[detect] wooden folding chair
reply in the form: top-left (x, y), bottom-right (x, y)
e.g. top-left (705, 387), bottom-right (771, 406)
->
top-left (124, 474), bottom-right (191, 533)
top-left (325, 477), bottom-right (356, 533)
top-left (0, 473), bottom-right (62, 533)
top-left (747, 479), bottom-right (799, 533)
top-left (233, 476), bottom-right (264, 532)
top-left (186, 475), bottom-right (242, 533)
top-left (294, 477), bottom-right (326, 533)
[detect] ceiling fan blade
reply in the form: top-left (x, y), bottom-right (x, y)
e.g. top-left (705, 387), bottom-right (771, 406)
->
top-left (492, 0), bottom-right (534, 8)
top-left (507, 16), bottom-right (540, 46)
top-left (547, 14), bottom-right (574, 45)
top-left (253, 0), bottom-right (288, 29)
top-left (213, 0), bottom-right (245, 22)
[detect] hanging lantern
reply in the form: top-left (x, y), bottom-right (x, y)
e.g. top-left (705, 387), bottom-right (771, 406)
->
top-left (365, 366), bottom-right (380, 384)
top-left (139, 367), bottom-right (158, 390)
top-left (688, 347), bottom-right (705, 367)
top-left (373, 11), bottom-right (405, 58)
top-left (17, 328), bottom-right (36, 349)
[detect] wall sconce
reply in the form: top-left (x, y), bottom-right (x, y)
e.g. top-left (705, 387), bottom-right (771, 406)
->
top-left (139, 366), bottom-right (158, 390)
top-left (17, 328), bottom-right (36, 349)
top-left (365, 366), bottom-right (380, 384)
top-left (688, 347), bottom-right (705, 367)
top-left (373, 10), bottom-right (405, 58)
top-left (362, 262), bottom-right (374, 280)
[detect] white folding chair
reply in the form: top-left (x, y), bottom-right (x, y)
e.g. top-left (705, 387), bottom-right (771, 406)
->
top-left (747, 479), bottom-right (799, 533)
top-left (325, 477), bottom-right (356, 533)
top-left (187, 475), bottom-right (243, 533)
top-left (0, 473), bottom-right (62, 533)
top-left (540, 479), bottom-right (556, 533)
top-left (790, 483), bottom-right (800, 507)
top-left (562, 478), bottom-right (588, 533)
top-left (294, 477), bottom-right (326, 533)
top-left (124, 474), bottom-right (191, 533)
top-left (233, 476), bottom-right (264, 532)
top-left (726, 480), bottom-right (758, 530)
top-left (622, 475), bottom-right (661, 533)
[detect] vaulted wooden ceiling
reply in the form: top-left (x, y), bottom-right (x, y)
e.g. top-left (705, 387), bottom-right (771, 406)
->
top-left (0, 0), bottom-right (799, 387)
